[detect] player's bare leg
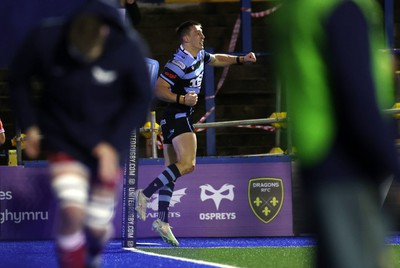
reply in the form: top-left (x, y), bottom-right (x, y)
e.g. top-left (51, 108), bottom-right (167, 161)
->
top-left (50, 161), bottom-right (89, 268)
top-left (149, 133), bottom-right (195, 246)
top-left (136, 132), bottom-right (196, 217)
top-left (163, 140), bottom-right (178, 166)
top-left (85, 184), bottom-right (118, 268)
top-left (136, 132), bottom-right (196, 246)
top-left (170, 132), bottom-right (197, 176)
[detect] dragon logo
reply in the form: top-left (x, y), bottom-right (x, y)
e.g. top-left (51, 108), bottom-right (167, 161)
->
top-left (147, 188), bottom-right (187, 211)
top-left (248, 178), bottom-right (284, 224)
top-left (199, 184), bottom-right (235, 210)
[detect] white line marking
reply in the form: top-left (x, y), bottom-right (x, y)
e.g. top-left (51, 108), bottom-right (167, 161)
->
top-left (136, 242), bottom-right (162, 246)
top-left (123, 247), bottom-right (239, 268)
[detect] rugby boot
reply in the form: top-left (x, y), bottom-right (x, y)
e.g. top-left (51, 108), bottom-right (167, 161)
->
top-left (135, 189), bottom-right (149, 221)
top-left (152, 219), bottom-right (179, 247)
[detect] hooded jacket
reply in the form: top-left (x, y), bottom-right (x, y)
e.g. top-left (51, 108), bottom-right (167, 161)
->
top-left (8, 0), bottom-right (153, 164)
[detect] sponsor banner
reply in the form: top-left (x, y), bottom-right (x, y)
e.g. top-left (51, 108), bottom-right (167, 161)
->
top-left (248, 178), bottom-right (284, 224)
top-left (130, 156), bottom-right (293, 238)
top-left (0, 166), bottom-right (56, 240)
top-left (0, 156), bottom-right (293, 240)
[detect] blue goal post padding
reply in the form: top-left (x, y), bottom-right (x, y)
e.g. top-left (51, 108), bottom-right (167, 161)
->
top-left (121, 58), bottom-right (158, 248)
top-left (146, 58), bottom-right (159, 88)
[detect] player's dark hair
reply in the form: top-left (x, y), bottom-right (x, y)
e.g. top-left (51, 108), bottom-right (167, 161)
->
top-left (176, 20), bottom-right (202, 41)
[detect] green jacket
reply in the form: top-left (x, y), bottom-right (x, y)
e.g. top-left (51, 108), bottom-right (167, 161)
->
top-left (275, 0), bottom-right (394, 165)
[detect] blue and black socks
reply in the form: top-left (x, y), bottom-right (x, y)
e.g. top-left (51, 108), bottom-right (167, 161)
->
top-left (142, 164), bottom-right (181, 223)
top-left (157, 182), bottom-right (175, 223)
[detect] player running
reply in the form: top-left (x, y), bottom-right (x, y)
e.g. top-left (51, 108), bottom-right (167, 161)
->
top-left (135, 20), bottom-right (256, 246)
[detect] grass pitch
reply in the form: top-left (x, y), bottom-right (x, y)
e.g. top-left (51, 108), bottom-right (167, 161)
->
top-left (142, 246), bottom-right (315, 267)
top-left (142, 245), bottom-right (400, 268)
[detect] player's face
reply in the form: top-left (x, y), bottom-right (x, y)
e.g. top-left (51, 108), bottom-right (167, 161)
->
top-left (188, 25), bottom-right (205, 52)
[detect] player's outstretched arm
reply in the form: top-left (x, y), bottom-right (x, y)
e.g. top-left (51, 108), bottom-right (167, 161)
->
top-left (210, 52), bottom-right (256, 67)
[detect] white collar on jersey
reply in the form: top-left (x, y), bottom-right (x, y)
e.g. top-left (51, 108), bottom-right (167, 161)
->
top-left (179, 45), bottom-right (202, 60)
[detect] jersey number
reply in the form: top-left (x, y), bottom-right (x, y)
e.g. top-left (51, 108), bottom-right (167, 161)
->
top-left (189, 73), bottom-right (203, 88)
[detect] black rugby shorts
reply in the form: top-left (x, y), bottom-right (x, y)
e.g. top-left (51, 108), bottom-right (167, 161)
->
top-left (160, 113), bottom-right (194, 144)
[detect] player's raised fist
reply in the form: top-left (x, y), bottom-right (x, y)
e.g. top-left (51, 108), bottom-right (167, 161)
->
top-left (244, 52), bottom-right (256, 63)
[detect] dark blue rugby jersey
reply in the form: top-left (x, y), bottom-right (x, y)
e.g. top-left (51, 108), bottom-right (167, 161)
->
top-left (160, 45), bottom-right (211, 114)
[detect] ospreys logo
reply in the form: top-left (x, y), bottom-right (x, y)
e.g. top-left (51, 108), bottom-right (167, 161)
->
top-left (248, 178), bottom-right (284, 224)
top-left (200, 184), bottom-right (235, 210)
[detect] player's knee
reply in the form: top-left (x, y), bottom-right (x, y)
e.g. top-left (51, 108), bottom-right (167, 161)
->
top-left (188, 162), bottom-right (195, 173)
top-left (180, 161), bottom-right (195, 175)
top-left (52, 173), bottom-right (89, 209)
